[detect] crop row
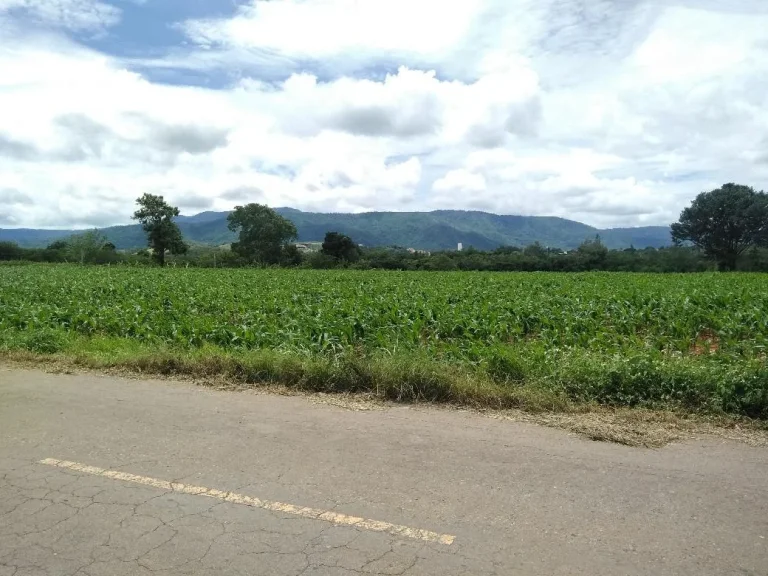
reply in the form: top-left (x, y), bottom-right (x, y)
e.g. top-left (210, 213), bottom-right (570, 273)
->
top-left (2, 266), bottom-right (767, 359)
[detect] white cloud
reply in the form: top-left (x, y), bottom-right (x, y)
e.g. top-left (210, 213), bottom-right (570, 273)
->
top-left (433, 170), bottom-right (486, 194)
top-left (0, 42), bottom-right (434, 225)
top-left (183, 0), bottom-right (482, 59)
top-left (0, 0), bottom-right (767, 229)
top-left (0, 0), bottom-right (121, 32)
top-left (249, 62), bottom-right (541, 146)
top-left (629, 7), bottom-right (761, 84)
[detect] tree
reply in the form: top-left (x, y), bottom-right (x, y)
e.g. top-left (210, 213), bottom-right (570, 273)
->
top-left (46, 240), bottom-right (69, 251)
top-left (281, 244), bottom-right (304, 267)
top-left (423, 253), bottom-right (457, 271)
top-left (321, 232), bottom-right (361, 263)
top-left (523, 242), bottom-right (547, 258)
top-left (132, 194), bottom-right (188, 267)
top-left (576, 235), bottom-right (608, 271)
top-left (306, 252), bottom-right (339, 269)
top-left (0, 241), bottom-right (22, 261)
top-left (65, 230), bottom-right (109, 264)
top-left (671, 183), bottom-right (768, 271)
top-left (227, 203), bottom-right (297, 265)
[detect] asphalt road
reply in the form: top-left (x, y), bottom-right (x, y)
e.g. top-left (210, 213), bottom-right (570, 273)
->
top-left (1, 367), bottom-right (766, 576)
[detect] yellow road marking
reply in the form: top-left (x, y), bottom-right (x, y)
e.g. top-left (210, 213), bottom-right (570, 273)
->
top-left (39, 458), bottom-right (455, 545)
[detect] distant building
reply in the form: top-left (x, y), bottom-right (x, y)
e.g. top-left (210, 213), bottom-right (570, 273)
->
top-left (457, 243), bottom-right (463, 252)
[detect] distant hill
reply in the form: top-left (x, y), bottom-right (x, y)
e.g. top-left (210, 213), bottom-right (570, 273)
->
top-left (0, 209), bottom-right (672, 251)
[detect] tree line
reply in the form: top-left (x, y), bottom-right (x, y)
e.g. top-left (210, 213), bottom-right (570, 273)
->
top-left (2, 183), bottom-right (767, 272)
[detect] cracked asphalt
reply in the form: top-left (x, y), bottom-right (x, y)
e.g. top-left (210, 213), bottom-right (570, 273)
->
top-left (1, 368), bottom-right (767, 575)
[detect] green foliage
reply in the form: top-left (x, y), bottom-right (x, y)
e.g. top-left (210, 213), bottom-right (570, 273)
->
top-left (281, 244), bottom-right (304, 267)
top-left (576, 235), bottom-right (608, 270)
top-left (46, 240), bottom-right (69, 251)
top-left (0, 240), bottom-right (733, 271)
top-left (0, 236), bottom-right (119, 264)
top-left (671, 183), bottom-right (768, 271)
top-left (352, 245), bottom-right (714, 273)
top-left (64, 230), bottom-right (113, 264)
top-left (2, 266), bottom-right (768, 416)
top-left (227, 203), bottom-right (298, 265)
top-left (306, 252), bottom-right (339, 269)
top-left (321, 232), bottom-right (361, 262)
top-left (548, 352), bottom-right (768, 418)
top-left (422, 253), bottom-right (457, 271)
top-left (486, 348), bottom-right (527, 383)
top-left (20, 329), bottom-right (67, 354)
top-left (0, 241), bottom-right (23, 260)
top-left (132, 193), bottom-right (188, 266)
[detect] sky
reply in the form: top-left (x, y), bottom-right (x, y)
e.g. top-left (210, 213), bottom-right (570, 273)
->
top-left (0, 0), bottom-right (767, 230)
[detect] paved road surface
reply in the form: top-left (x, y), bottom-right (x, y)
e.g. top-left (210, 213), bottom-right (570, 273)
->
top-left (1, 368), bottom-right (766, 576)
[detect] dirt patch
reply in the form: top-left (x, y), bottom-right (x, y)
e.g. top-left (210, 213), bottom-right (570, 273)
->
top-left (690, 329), bottom-right (720, 356)
top-left (494, 408), bottom-right (767, 448)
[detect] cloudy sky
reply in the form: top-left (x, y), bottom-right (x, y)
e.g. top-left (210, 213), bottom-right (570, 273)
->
top-left (1, 0), bottom-right (767, 229)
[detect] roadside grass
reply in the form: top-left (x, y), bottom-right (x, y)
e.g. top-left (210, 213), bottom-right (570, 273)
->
top-left (0, 334), bottom-right (568, 412)
top-left (2, 331), bottom-right (767, 448)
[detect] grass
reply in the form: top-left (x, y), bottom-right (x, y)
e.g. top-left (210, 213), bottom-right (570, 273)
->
top-left (2, 332), bottom-right (767, 420)
top-left (2, 265), bottom-right (768, 433)
top-left (0, 334), bottom-right (568, 412)
top-left (3, 337), bottom-right (766, 448)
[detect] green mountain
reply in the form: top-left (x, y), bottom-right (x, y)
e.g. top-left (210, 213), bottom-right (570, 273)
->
top-left (0, 209), bottom-right (672, 251)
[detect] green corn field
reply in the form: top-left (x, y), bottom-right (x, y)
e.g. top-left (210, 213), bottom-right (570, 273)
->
top-left (2, 264), bottom-right (767, 417)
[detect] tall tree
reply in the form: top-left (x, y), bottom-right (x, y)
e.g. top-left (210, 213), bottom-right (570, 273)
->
top-left (321, 232), bottom-right (361, 263)
top-left (132, 194), bottom-right (188, 267)
top-left (65, 230), bottom-right (109, 264)
top-left (227, 203), bottom-right (297, 265)
top-left (671, 183), bottom-right (768, 271)
top-left (576, 235), bottom-right (608, 271)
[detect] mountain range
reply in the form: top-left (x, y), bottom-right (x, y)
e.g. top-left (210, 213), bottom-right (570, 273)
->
top-left (0, 209), bottom-right (672, 251)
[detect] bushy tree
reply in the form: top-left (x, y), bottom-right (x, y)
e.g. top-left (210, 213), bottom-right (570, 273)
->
top-left (0, 241), bottom-right (22, 260)
top-left (132, 194), bottom-right (188, 267)
top-left (671, 183), bottom-right (768, 271)
top-left (306, 252), bottom-right (339, 269)
top-left (65, 230), bottom-right (109, 264)
top-left (46, 240), bottom-right (69, 251)
top-left (523, 242), bottom-right (547, 258)
top-left (576, 235), bottom-right (608, 270)
top-left (321, 232), bottom-right (361, 263)
top-left (281, 244), bottom-right (304, 266)
top-left (423, 253), bottom-right (457, 271)
top-left (227, 203), bottom-right (297, 265)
